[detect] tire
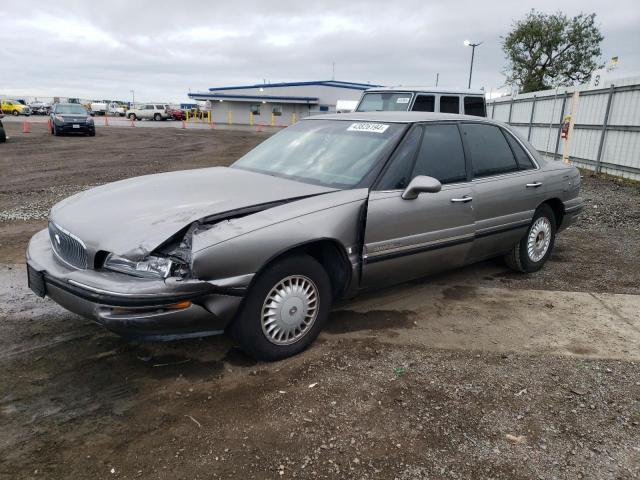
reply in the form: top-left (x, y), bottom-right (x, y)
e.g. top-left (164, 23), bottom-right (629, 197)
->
top-left (53, 124), bottom-right (61, 136)
top-left (128, 114), bottom-right (136, 121)
top-left (0, 127), bottom-right (6, 143)
top-left (12, 110), bottom-right (19, 116)
top-left (504, 204), bottom-right (556, 273)
top-left (88, 130), bottom-right (95, 137)
top-left (229, 254), bottom-right (332, 361)
top-left (153, 113), bottom-right (161, 121)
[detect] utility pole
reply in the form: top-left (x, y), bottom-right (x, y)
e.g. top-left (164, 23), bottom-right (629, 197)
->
top-left (436, 73), bottom-right (439, 87)
top-left (464, 40), bottom-right (483, 89)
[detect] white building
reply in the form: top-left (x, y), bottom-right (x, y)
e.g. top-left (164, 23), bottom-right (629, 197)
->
top-left (188, 80), bottom-right (379, 126)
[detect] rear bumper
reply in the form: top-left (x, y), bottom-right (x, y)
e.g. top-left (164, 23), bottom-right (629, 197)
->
top-left (26, 229), bottom-right (243, 340)
top-left (560, 197), bottom-right (584, 231)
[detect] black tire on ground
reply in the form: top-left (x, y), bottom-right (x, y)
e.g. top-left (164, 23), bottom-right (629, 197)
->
top-left (88, 130), bottom-right (95, 137)
top-left (229, 254), bottom-right (332, 361)
top-left (153, 113), bottom-right (161, 121)
top-left (53, 124), bottom-right (61, 136)
top-left (12, 110), bottom-right (19, 116)
top-left (504, 203), bottom-right (557, 273)
top-left (0, 127), bottom-right (6, 143)
top-left (128, 114), bottom-right (136, 121)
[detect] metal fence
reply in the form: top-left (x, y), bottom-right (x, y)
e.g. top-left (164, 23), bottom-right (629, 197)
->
top-left (487, 76), bottom-right (640, 180)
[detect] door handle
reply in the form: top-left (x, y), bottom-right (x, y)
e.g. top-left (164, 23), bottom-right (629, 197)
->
top-left (450, 196), bottom-right (473, 203)
top-left (526, 182), bottom-right (543, 188)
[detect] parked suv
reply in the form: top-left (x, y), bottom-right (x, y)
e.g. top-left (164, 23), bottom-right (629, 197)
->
top-left (1, 99), bottom-right (31, 116)
top-left (126, 104), bottom-right (169, 121)
top-left (356, 87), bottom-right (486, 117)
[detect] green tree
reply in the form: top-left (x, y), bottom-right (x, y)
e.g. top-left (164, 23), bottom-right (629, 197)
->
top-left (503, 11), bottom-right (604, 93)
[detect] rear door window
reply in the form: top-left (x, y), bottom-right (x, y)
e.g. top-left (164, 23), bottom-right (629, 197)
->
top-left (461, 123), bottom-right (519, 178)
top-left (463, 96), bottom-right (486, 117)
top-left (413, 124), bottom-right (467, 184)
top-left (440, 96), bottom-right (460, 114)
top-left (411, 95), bottom-right (435, 112)
top-left (504, 130), bottom-right (536, 170)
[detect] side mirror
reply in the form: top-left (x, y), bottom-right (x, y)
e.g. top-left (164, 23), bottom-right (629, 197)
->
top-left (401, 175), bottom-right (442, 200)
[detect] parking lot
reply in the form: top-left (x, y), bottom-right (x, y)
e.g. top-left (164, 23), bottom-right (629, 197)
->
top-left (1, 122), bottom-right (639, 479)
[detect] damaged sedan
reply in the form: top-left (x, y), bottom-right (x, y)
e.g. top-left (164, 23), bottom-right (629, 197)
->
top-left (27, 112), bottom-right (583, 360)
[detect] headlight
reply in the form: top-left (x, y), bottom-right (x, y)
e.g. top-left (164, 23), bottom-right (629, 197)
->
top-left (104, 253), bottom-right (174, 279)
top-left (54, 114), bottom-right (64, 122)
top-left (86, 117), bottom-right (94, 124)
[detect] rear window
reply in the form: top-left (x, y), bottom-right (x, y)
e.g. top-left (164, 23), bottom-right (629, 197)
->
top-left (412, 95), bottom-right (435, 112)
top-left (463, 96), bottom-right (486, 117)
top-left (356, 92), bottom-right (413, 112)
top-left (155, 105), bottom-right (164, 109)
top-left (440, 96), bottom-right (460, 114)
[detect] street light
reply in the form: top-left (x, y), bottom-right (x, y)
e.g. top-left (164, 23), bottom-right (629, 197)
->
top-left (464, 40), bottom-right (483, 89)
top-left (130, 89), bottom-right (135, 107)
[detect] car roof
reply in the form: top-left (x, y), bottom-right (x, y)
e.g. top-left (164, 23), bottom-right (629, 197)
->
top-left (363, 86), bottom-right (485, 96)
top-left (305, 111), bottom-right (501, 124)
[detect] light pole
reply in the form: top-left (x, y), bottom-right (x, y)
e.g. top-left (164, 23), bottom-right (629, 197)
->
top-left (130, 89), bottom-right (135, 107)
top-left (464, 40), bottom-right (483, 89)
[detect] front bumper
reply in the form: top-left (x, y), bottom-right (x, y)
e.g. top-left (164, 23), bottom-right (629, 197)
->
top-left (55, 121), bottom-right (95, 134)
top-left (26, 229), bottom-right (244, 340)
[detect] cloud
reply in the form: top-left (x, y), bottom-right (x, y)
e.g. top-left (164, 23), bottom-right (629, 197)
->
top-left (0, 0), bottom-right (638, 102)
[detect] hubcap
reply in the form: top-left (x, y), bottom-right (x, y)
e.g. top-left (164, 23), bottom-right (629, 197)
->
top-left (261, 275), bottom-right (319, 345)
top-left (527, 217), bottom-right (552, 262)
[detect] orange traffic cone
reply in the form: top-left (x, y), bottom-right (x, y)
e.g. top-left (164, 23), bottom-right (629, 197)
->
top-left (209, 120), bottom-right (215, 130)
top-left (130, 118), bottom-right (135, 127)
top-left (47, 119), bottom-right (52, 130)
top-left (181, 119), bottom-right (186, 129)
top-left (256, 123), bottom-right (263, 132)
top-left (104, 116), bottom-right (109, 126)
top-left (23, 121), bottom-right (30, 134)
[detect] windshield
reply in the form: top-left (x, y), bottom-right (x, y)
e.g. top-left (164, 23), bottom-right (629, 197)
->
top-left (55, 104), bottom-right (87, 115)
top-left (356, 92), bottom-right (413, 112)
top-left (232, 119), bottom-right (406, 188)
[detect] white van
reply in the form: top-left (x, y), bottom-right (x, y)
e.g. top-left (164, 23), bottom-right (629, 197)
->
top-left (355, 87), bottom-right (486, 117)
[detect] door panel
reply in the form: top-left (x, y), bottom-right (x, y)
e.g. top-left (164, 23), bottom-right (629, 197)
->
top-left (469, 171), bottom-right (547, 260)
top-left (361, 185), bottom-right (474, 287)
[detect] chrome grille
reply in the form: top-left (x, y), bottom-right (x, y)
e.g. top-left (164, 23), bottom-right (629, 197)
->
top-left (48, 222), bottom-right (88, 269)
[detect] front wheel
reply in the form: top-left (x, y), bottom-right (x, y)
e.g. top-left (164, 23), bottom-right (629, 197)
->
top-left (504, 204), bottom-right (556, 273)
top-left (12, 110), bottom-right (19, 116)
top-left (229, 254), bottom-right (332, 361)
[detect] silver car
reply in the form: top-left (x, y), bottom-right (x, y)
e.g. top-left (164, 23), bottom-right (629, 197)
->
top-left (27, 112), bottom-right (583, 360)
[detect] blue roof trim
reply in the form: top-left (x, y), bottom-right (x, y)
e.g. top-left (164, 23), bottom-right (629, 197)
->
top-left (206, 80), bottom-right (380, 92)
top-left (188, 92), bottom-right (319, 103)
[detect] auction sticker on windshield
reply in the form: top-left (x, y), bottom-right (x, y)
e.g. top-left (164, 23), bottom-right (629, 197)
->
top-left (347, 123), bottom-right (390, 134)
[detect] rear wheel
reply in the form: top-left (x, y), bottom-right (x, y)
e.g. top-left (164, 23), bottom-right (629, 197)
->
top-left (12, 110), bottom-right (19, 116)
top-left (505, 204), bottom-right (556, 273)
top-left (229, 254), bottom-right (332, 361)
top-left (153, 113), bottom-right (161, 121)
top-left (53, 124), bottom-right (61, 136)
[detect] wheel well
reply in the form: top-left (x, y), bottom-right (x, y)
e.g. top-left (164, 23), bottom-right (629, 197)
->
top-left (263, 240), bottom-right (351, 300)
top-left (542, 198), bottom-right (564, 228)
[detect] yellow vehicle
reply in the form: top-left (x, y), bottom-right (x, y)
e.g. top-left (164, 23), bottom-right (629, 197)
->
top-left (0, 99), bottom-right (31, 116)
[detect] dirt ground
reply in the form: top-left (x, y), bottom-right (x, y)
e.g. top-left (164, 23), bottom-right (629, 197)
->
top-left (0, 123), bottom-right (639, 479)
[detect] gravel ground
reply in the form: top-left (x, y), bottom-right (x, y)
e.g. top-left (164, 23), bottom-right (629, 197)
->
top-left (0, 124), bottom-right (639, 479)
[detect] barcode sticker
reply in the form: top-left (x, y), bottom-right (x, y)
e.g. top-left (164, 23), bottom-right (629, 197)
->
top-left (347, 123), bottom-right (390, 134)
top-left (396, 97), bottom-right (410, 104)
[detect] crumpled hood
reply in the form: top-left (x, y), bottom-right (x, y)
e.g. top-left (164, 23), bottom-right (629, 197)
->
top-left (50, 167), bottom-right (335, 257)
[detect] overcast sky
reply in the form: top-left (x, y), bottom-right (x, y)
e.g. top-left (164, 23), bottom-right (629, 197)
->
top-left (1, 0), bottom-right (639, 103)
